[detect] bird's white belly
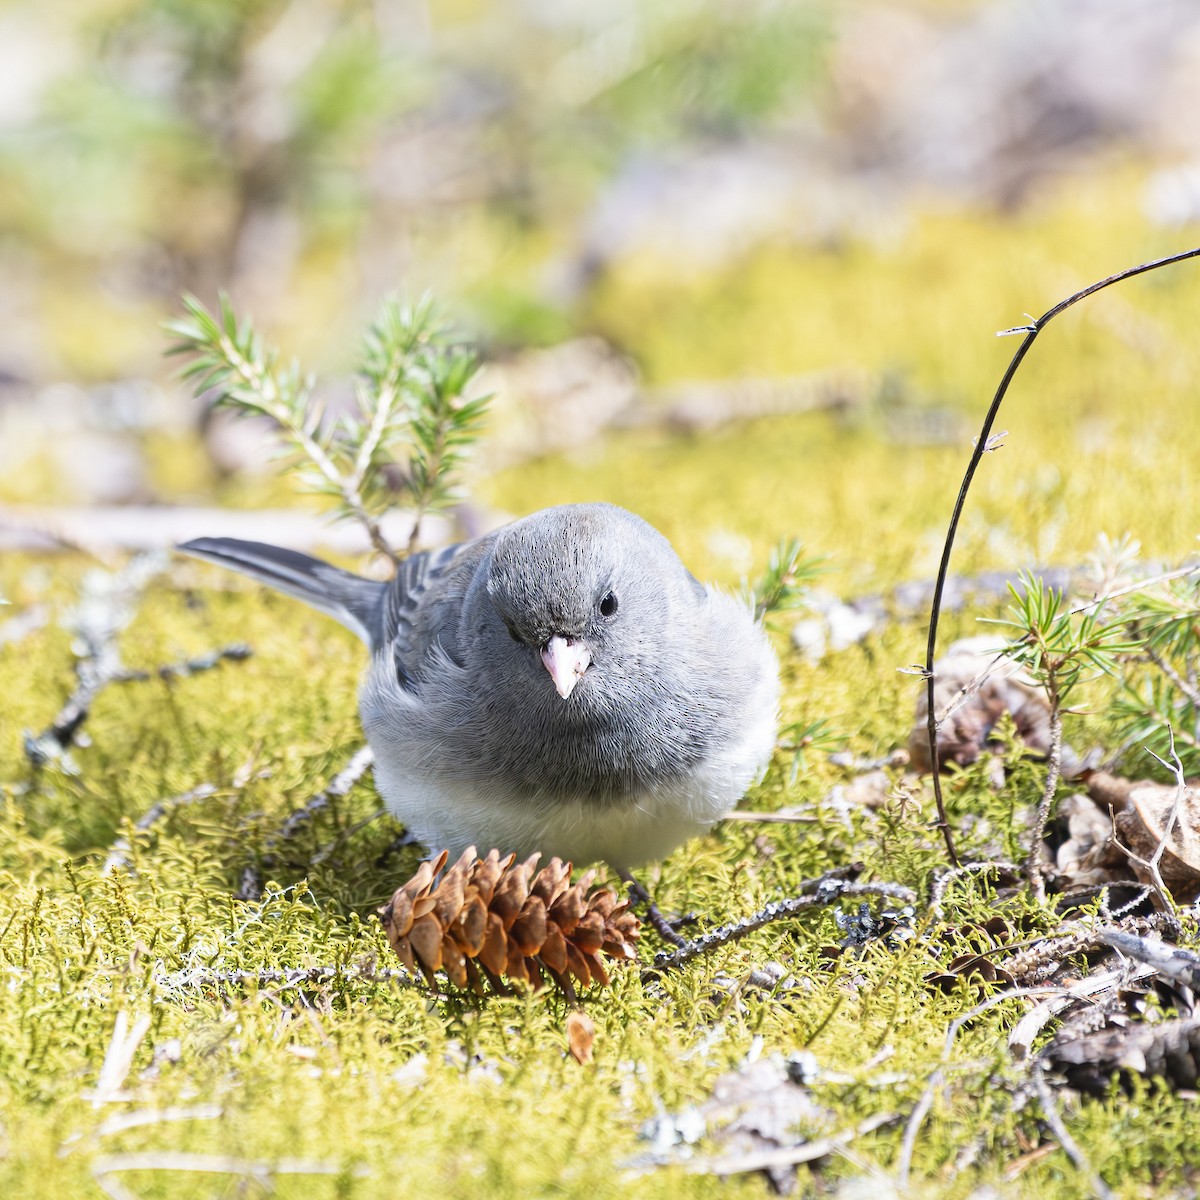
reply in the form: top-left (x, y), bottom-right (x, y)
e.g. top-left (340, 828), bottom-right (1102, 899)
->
top-left (368, 699), bottom-right (776, 870)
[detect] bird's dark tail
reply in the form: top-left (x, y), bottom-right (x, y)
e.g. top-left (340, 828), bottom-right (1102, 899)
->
top-left (179, 537), bottom-right (386, 648)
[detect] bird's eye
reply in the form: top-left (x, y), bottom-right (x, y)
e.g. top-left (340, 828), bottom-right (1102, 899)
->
top-left (505, 623), bottom-right (522, 643)
top-left (599, 591), bottom-right (619, 618)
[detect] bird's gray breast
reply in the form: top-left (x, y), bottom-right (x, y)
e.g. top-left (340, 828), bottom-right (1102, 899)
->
top-left (459, 665), bottom-right (721, 808)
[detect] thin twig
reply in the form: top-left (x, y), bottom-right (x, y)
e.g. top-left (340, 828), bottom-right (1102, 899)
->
top-left (620, 870), bottom-right (688, 948)
top-left (88, 1012), bottom-right (152, 1107)
top-left (1144, 646), bottom-right (1200, 709)
top-left (686, 1110), bottom-right (900, 1177)
top-left (1108, 727), bottom-right (1188, 933)
top-left (92, 1151), bottom-right (369, 1200)
top-left (646, 876), bottom-right (916, 976)
top-left (923, 245), bottom-right (1200, 871)
top-left (275, 745), bottom-right (376, 844)
top-left (114, 644), bottom-right (253, 683)
top-left (240, 745), bottom-right (377, 898)
top-left (1031, 1062), bottom-right (1115, 1200)
top-left (1096, 926), bottom-right (1200, 987)
top-left (1024, 698), bottom-right (1063, 898)
top-left (896, 985), bottom-right (1067, 1187)
top-left (26, 632), bottom-right (249, 769)
top-left (153, 962), bottom-right (422, 993)
top-left (722, 809), bottom-right (820, 824)
top-left (929, 861), bottom-right (1020, 916)
top-left (104, 784), bottom-right (219, 874)
top-left (1147, 730), bottom-right (1191, 883)
top-left (1007, 962), bottom-right (1156, 1059)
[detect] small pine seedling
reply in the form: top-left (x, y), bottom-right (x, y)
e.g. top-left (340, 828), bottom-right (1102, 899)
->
top-left (166, 292), bottom-right (490, 559)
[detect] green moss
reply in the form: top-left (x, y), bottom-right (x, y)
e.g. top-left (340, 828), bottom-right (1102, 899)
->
top-left (6, 168), bottom-right (1200, 1196)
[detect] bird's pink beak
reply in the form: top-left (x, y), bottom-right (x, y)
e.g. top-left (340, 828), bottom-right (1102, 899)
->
top-left (541, 635), bottom-right (591, 699)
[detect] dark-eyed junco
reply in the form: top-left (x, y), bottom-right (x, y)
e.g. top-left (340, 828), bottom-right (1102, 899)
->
top-left (181, 503), bottom-right (778, 870)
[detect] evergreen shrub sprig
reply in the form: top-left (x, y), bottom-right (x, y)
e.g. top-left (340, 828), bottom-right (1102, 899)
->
top-left (166, 293), bottom-right (490, 558)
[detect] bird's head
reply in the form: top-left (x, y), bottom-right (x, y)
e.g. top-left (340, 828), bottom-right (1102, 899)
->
top-left (485, 503), bottom-right (703, 701)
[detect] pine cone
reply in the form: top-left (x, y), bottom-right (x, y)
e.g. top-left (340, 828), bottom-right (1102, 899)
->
top-left (1046, 1016), bottom-right (1200, 1094)
top-left (378, 848), bottom-right (641, 994)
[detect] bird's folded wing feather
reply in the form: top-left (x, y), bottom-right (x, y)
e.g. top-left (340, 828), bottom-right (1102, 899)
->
top-left (384, 535), bottom-right (496, 689)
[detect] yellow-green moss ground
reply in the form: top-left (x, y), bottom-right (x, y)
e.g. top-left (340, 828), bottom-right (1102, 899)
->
top-left (4, 168), bottom-right (1200, 1197)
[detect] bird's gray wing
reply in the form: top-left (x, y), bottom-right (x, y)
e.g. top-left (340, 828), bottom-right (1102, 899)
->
top-left (179, 537), bottom-right (388, 646)
top-left (383, 536), bottom-right (496, 690)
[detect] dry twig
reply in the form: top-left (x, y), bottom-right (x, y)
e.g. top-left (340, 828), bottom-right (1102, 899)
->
top-left (92, 1152), bottom-right (369, 1200)
top-left (896, 985), bottom-right (1069, 1187)
top-left (1030, 1062), bottom-right (1114, 1200)
top-left (1025, 704), bottom-right (1064, 898)
top-left (646, 873), bottom-right (916, 976)
top-left (686, 1110), bottom-right (900, 1178)
top-left (1109, 727), bottom-right (1190, 932)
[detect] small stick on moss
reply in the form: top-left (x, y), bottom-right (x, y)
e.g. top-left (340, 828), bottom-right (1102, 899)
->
top-left (1024, 703), bottom-right (1063, 899)
top-left (121, 644), bottom-right (254, 683)
top-left (923, 245), bottom-right (1200, 871)
top-left (238, 745), bottom-right (376, 898)
top-left (1030, 1063), bottom-right (1115, 1200)
top-left (620, 870), bottom-right (687, 947)
top-left (1095, 926), bottom-right (1200, 987)
top-left (896, 985), bottom-right (1069, 1188)
top-left (645, 873), bottom-right (916, 976)
top-left (153, 962), bottom-right (424, 994)
top-left (27, 643), bottom-right (253, 768)
top-left (1007, 960), bottom-right (1156, 1060)
top-left (92, 1151), bottom-right (370, 1200)
top-left (686, 1110), bottom-right (900, 1178)
top-left (23, 552), bottom-right (223, 770)
top-left (929, 860), bottom-right (1020, 916)
top-left (104, 784), bottom-right (220, 874)
top-left (275, 745), bottom-right (376, 844)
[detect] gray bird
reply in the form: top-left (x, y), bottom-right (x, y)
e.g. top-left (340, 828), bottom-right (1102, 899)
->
top-left (181, 503), bottom-right (778, 870)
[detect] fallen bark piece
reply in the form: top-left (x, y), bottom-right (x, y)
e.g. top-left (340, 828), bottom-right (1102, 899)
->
top-left (1084, 771), bottom-right (1200, 903)
top-left (1055, 791), bottom-right (1132, 891)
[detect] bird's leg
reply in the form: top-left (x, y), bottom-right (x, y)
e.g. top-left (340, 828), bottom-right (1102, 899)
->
top-left (617, 868), bottom-right (688, 948)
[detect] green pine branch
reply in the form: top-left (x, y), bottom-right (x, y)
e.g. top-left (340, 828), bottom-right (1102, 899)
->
top-left (166, 292), bottom-right (490, 560)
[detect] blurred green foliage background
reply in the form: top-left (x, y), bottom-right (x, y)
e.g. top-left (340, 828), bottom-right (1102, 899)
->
top-left (3, 0), bottom-right (1200, 588)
